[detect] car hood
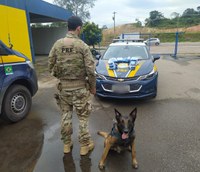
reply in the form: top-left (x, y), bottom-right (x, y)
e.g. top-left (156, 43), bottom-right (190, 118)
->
top-left (96, 58), bottom-right (154, 78)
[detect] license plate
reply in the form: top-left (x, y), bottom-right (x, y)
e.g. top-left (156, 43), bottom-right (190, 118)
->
top-left (112, 84), bottom-right (130, 93)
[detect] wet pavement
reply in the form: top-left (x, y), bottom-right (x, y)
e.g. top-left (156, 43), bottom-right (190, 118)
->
top-left (0, 118), bottom-right (43, 172)
top-left (1, 55), bottom-right (200, 172)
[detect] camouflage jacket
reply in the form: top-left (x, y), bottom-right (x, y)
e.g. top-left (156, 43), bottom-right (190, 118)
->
top-left (48, 33), bottom-right (96, 90)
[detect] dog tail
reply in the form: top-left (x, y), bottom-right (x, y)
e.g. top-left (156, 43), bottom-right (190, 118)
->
top-left (97, 131), bottom-right (109, 138)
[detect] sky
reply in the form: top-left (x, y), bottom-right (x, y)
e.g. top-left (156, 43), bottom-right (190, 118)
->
top-left (43, 0), bottom-right (200, 27)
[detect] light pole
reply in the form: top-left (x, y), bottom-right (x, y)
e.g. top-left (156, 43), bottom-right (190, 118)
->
top-left (112, 11), bottom-right (116, 37)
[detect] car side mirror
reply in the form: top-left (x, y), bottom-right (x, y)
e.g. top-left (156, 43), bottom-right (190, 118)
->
top-left (152, 54), bottom-right (160, 62)
top-left (96, 54), bottom-right (101, 60)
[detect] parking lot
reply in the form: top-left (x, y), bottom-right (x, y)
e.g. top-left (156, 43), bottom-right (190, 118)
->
top-left (0, 43), bottom-right (200, 172)
top-left (34, 55), bottom-right (200, 172)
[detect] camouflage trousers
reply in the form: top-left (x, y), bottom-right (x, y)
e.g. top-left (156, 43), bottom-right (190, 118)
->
top-left (55, 87), bottom-right (92, 146)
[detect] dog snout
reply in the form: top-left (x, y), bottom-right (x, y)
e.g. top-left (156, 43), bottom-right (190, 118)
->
top-left (124, 129), bottom-right (129, 134)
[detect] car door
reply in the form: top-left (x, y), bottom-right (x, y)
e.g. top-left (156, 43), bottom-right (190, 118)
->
top-left (149, 38), bottom-right (154, 45)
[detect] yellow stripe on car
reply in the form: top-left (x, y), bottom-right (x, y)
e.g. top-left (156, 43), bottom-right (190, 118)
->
top-left (0, 57), bottom-right (3, 64)
top-left (127, 64), bottom-right (141, 77)
top-left (2, 55), bottom-right (26, 63)
top-left (106, 64), bottom-right (115, 77)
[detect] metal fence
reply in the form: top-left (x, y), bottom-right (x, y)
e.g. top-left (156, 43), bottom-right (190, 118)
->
top-left (149, 42), bottom-right (200, 57)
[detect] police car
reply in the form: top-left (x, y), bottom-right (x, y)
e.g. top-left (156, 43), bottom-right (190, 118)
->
top-left (0, 40), bottom-right (38, 122)
top-left (95, 39), bottom-right (160, 99)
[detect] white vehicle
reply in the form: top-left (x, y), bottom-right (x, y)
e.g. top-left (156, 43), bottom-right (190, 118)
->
top-left (144, 38), bottom-right (160, 46)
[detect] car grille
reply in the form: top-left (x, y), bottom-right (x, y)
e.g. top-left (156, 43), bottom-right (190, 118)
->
top-left (105, 76), bottom-right (139, 81)
top-left (101, 83), bottom-right (142, 92)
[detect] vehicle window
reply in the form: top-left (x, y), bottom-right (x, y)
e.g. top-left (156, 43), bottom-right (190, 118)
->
top-left (0, 45), bottom-right (8, 55)
top-left (103, 45), bottom-right (149, 60)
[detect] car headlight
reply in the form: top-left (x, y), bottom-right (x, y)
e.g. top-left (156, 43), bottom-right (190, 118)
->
top-left (95, 71), bottom-right (106, 80)
top-left (138, 68), bottom-right (156, 80)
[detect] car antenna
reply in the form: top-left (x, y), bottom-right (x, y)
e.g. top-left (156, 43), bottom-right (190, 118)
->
top-left (8, 33), bottom-right (13, 49)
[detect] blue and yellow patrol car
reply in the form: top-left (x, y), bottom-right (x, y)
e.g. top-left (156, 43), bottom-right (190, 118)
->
top-left (95, 40), bottom-right (160, 99)
top-left (0, 40), bottom-right (38, 122)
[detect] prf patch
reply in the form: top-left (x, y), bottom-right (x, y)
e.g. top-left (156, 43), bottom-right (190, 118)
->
top-left (4, 66), bottom-right (13, 75)
top-left (62, 47), bottom-right (73, 53)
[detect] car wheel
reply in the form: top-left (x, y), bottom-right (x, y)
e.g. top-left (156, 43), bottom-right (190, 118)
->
top-left (1, 85), bottom-right (32, 123)
top-left (155, 42), bottom-right (159, 46)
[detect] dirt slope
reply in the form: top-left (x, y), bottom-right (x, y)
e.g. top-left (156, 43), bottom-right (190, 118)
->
top-left (103, 24), bottom-right (200, 35)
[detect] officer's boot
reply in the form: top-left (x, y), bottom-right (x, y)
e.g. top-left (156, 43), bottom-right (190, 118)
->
top-left (64, 142), bottom-right (73, 154)
top-left (80, 140), bottom-right (94, 156)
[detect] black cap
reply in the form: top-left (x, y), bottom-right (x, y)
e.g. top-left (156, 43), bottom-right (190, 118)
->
top-left (67, 16), bottom-right (83, 31)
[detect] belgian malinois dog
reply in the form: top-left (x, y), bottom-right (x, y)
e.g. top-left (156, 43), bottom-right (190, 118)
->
top-left (97, 108), bottom-right (138, 170)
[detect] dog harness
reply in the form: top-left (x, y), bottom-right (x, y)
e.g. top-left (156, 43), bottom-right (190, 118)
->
top-left (110, 123), bottom-right (135, 147)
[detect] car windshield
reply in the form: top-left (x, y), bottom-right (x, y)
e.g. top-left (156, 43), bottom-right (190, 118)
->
top-left (102, 45), bottom-right (149, 60)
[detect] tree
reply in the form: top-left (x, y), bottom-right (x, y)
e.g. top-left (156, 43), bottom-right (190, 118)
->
top-left (81, 22), bottom-right (102, 48)
top-left (145, 10), bottom-right (165, 27)
top-left (182, 8), bottom-right (198, 17)
top-left (170, 12), bottom-right (180, 28)
top-left (170, 12), bottom-right (179, 19)
top-left (135, 18), bottom-right (142, 27)
top-left (53, 0), bottom-right (96, 21)
top-left (197, 6), bottom-right (200, 14)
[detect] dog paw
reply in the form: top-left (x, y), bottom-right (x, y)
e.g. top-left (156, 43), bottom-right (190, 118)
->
top-left (132, 163), bottom-right (138, 169)
top-left (132, 159), bottom-right (138, 169)
top-left (98, 163), bottom-right (105, 170)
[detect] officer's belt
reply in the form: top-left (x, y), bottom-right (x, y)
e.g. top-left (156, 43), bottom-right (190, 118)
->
top-left (60, 79), bottom-right (86, 89)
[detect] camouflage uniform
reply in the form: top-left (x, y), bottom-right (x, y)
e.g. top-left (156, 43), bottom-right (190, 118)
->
top-left (48, 33), bottom-right (96, 146)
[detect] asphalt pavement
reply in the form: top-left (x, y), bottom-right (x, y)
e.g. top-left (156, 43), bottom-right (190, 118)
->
top-left (1, 55), bottom-right (200, 172)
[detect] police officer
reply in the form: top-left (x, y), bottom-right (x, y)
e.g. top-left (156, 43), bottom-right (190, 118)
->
top-left (48, 16), bottom-right (96, 155)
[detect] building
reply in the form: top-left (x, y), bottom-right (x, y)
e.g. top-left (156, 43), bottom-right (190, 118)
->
top-left (0, 0), bottom-right (73, 61)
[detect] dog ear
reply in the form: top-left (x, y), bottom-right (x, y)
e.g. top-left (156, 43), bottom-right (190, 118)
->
top-left (129, 108), bottom-right (137, 122)
top-left (115, 109), bottom-right (121, 122)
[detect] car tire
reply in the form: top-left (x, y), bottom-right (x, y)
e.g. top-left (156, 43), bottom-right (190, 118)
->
top-left (155, 42), bottom-right (159, 46)
top-left (1, 84), bottom-right (32, 123)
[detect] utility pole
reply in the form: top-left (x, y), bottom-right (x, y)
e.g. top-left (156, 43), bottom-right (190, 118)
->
top-left (112, 11), bottom-right (116, 37)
